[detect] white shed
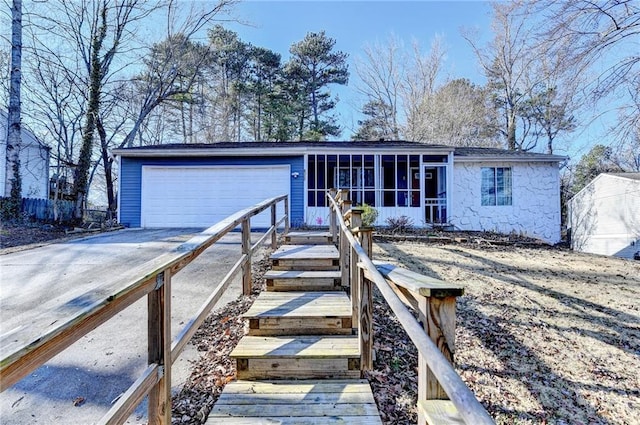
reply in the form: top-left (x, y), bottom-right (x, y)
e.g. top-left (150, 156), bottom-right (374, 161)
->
top-left (568, 173), bottom-right (640, 259)
top-left (0, 110), bottom-right (50, 199)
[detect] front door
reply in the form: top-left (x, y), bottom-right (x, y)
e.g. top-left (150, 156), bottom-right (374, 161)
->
top-left (424, 165), bottom-right (447, 224)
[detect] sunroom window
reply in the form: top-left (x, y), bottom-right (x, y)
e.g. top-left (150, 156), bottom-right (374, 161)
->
top-left (307, 154), bottom-right (422, 208)
top-left (381, 155), bottom-right (420, 207)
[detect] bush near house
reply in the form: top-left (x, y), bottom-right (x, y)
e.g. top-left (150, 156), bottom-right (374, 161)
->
top-left (361, 204), bottom-right (378, 227)
top-left (385, 215), bottom-right (414, 234)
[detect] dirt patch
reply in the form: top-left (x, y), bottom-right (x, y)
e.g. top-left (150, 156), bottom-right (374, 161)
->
top-left (0, 223), bottom-right (70, 249)
top-left (373, 241), bottom-right (640, 425)
top-left (0, 222), bottom-right (124, 253)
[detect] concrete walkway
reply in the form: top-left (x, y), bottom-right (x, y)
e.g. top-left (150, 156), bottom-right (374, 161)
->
top-left (0, 228), bottom-right (266, 424)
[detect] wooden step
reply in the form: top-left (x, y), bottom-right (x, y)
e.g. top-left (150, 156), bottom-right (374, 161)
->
top-left (208, 379), bottom-right (382, 424)
top-left (244, 292), bottom-right (352, 336)
top-left (285, 230), bottom-right (333, 245)
top-left (231, 335), bottom-right (360, 380)
top-left (264, 270), bottom-right (342, 291)
top-left (271, 245), bottom-right (339, 271)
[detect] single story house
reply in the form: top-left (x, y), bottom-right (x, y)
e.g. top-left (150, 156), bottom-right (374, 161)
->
top-left (568, 172), bottom-right (640, 259)
top-left (113, 141), bottom-right (565, 243)
top-left (0, 110), bottom-right (50, 199)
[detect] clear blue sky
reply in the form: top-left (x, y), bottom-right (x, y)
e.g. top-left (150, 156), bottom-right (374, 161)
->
top-left (226, 1), bottom-right (494, 138)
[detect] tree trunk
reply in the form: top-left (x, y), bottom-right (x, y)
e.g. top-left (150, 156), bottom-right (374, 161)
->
top-left (74, 5), bottom-right (107, 220)
top-left (97, 118), bottom-right (116, 213)
top-left (4, 0), bottom-right (22, 218)
top-left (507, 109), bottom-right (517, 150)
top-left (256, 92), bottom-right (262, 141)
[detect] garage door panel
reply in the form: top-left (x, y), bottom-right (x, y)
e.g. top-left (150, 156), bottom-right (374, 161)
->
top-left (141, 166), bottom-right (290, 228)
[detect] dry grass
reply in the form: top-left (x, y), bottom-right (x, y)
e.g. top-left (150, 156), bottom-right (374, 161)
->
top-left (373, 241), bottom-right (640, 425)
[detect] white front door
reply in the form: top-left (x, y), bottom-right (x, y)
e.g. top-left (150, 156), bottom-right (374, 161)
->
top-left (424, 165), bottom-right (447, 223)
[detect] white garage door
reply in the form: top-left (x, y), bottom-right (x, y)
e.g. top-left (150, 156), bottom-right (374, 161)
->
top-left (141, 165), bottom-right (290, 228)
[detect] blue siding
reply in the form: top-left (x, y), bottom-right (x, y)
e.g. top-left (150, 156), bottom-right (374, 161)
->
top-left (119, 156), bottom-right (304, 228)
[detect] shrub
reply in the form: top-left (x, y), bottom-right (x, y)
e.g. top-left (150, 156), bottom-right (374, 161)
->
top-left (361, 204), bottom-right (378, 227)
top-left (385, 215), bottom-right (414, 234)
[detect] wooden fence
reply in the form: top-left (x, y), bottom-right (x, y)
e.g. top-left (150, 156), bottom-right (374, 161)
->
top-left (20, 197), bottom-right (75, 222)
top-left (327, 189), bottom-right (494, 425)
top-left (0, 195), bottom-right (289, 425)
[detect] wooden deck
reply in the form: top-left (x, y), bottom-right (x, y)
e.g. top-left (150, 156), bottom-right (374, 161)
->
top-left (208, 231), bottom-right (381, 423)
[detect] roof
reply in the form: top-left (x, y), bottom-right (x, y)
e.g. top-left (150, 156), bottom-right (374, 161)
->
top-left (113, 140), bottom-right (566, 162)
top-left (604, 172), bottom-right (640, 181)
top-left (453, 146), bottom-right (566, 162)
top-left (0, 109), bottom-right (50, 151)
top-left (569, 171), bottom-right (640, 201)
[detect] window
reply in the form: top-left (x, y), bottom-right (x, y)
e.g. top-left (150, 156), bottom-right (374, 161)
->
top-left (481, 167), bottom-right (512, 206)
top-left (307, 154), bottom-right (374, 207)
top-left (307, 154), bottom-right (424, 208)
top-left (380, 155), bottom-right (421, 207)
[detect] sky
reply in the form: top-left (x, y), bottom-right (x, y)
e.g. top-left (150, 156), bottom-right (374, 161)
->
top-left (225, 1), bottom-right (495, 140)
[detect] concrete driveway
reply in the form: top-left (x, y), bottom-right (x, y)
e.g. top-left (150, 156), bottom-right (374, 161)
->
top-left (0, 228), bottom-right (267, 424)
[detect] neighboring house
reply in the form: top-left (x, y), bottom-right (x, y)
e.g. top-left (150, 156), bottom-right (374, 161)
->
top-left (0, 110), bottom-right (50, 199)
top-left (568, 173), bottom-right (640, 259)
top-left (113, 141), bottom-right (565, 243)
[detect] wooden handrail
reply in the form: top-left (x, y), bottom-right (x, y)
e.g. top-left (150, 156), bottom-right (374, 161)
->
top-left (326, 192), bottom-right (494, 425)
top-left (1, 194), bottom-right (289, 425)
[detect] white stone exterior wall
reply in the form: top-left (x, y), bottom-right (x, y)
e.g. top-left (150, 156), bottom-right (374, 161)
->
top-left (450, 161), bottom-right (561, 243)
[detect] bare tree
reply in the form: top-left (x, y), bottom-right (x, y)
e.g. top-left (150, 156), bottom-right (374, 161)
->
top-left (535, 1), bottom-right (639, 100)
top-left (464, 1), bottom-right (582, 153)
top-left (354, 34), bottom-right (448, 142)
top-left (4, 0), bottom-right (22, 218)
top-left (355, 35), bottom-right (403, 139)
top-left (24, 0), bottom-right (237, 217)
top-left (463, 2), bottom-right (540, 150)
top-left (402, 36), bottom-right (447, 141)
top-left (537, 0), bottom-right (640, 162)
top-left (419, 78), bottom-right (500, 147)
top-left (612, 87), bottom-right (640, 171)
top-left (518, 38), bottom-right (581, 154)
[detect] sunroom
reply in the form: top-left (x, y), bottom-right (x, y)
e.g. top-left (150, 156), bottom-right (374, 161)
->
top-left (305, 151), bottom-right (454, 227)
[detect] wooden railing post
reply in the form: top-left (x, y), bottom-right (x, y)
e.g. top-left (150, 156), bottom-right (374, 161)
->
top-left (148, 271), bottom-right (171, 425)
top-left (417, 291), bottom-right (460, 421)
top-left (349, 208), bottom-right (362, 326)
top-left (358, 227), bottom-right (374, 372)
top-left (241, 218), bottom-right (252, 295)
top-left (340, 199), bottom-right (352, 288)
top-left (339, 189), bottom-right (349, 206)
top-left (271, 203), bottom-right (277, 250)
top-left (284, 196), bottom-right (290, 234)
top-left (329, 188), bottom-right (338, 243)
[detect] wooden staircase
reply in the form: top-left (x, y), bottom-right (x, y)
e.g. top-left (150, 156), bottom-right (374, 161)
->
top-left (207, 231), bottom-right (382, 423)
